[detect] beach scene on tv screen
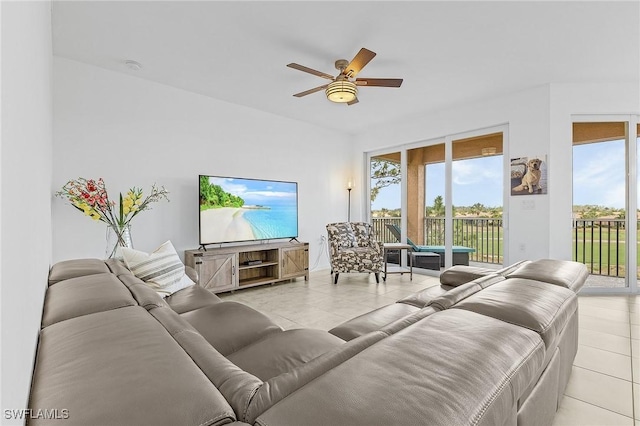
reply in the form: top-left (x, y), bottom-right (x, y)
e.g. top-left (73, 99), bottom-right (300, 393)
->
top-left (200, 176), bottom-right (298, 244)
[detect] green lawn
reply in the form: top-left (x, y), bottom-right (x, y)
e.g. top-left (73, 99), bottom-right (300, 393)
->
top-left (455, 226), bottom-right (504, 263)
top-left (375, 219), bottom-right (639, 276)
top-left (437, 225), bottom-right (636, 273)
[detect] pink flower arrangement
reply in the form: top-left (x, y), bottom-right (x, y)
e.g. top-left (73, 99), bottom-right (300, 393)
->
top-left (56, 178), bottom-right (169, 256)
top-left (56, 178), bottom-right (112, 221)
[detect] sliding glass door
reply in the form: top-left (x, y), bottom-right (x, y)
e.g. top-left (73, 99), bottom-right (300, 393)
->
top-left (572, 119), bottom-right (639, 293)
top-left (367, 126), bottom-right (507, 271)
top-left (452, 133), bottom-right (504, 266)
top-left (370, 152), bottom-right (401, 244)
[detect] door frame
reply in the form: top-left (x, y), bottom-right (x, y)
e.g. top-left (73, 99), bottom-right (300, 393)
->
top-left (572, 114), bottom-right (639, 295)
top-left (364, 123), bottom-right (509, 269)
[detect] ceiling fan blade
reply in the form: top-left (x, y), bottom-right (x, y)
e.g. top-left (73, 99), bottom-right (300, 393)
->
top-left (355, 78), bottom-right (403, 88)
top-left (287, 63), bottom-right (335, 80)
top-left (293, 84), bottom-right (328, 97)
top-left (344, 48), bottom-right (376, 78)
top-left (347, 98), bottom-right (359, 106)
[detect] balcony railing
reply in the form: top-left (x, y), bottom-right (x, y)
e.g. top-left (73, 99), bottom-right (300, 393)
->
top-left (372, 217), bottom-right (635, 277)
top-left (572, 219), bottom-right (627, 277)
top-left (372, 217), bottom-right (503, 265)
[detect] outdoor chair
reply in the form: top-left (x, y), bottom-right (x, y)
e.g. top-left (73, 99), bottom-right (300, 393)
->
top-left (385, 223), bottom-right (426, 252)
top-left (326, 222), bottom-right (383, 284)
top-left (385, 223), bottom-right (475, 266)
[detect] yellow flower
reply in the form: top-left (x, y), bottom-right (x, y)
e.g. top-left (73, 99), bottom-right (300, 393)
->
top-left (79, 203), bottom-right (94, 215)
top-left (122, 196), bottom-right (134, 215)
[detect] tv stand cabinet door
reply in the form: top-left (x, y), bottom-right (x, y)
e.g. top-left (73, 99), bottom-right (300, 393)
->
top-left (197, 253), bottom-right (237, 293)
top-left (280, 245), bottom-right (309, 280)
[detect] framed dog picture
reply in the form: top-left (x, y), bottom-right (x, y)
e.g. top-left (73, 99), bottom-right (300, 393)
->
top-left (510, 155), bottom-right (547, 196)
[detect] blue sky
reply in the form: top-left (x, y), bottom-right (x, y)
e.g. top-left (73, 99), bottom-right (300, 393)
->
top-left (208, 176), bottom-right (297, 206)
top-left (371, 156), bottom-right (503, 210)
top-left (371, 139), bottom-right (629, 210)
top-left (573, 140), bottom-right (625, 208)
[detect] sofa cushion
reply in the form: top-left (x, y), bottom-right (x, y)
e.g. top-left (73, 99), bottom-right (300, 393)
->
top-left (504, 259), bottom-right (588, 293)
top-left (41, 273), bottom-right (136, 328)
top-left (439, 265), bottom-right (498, 286)
top-left (329, 303), bottom-right (419, 341)
top-left (30, 306), bottom-right (237, 426)
top-left (453, 278), bottom-right (577, 350)
top-left (436, 261), bottom-right (532, 288)
top-left (379, 306), bottom-right (438, 336)
top-left (148, 306), bottom-right (263, 421)
top-left (428, 274), bottom-right (504, 310)
top-left (181, 302), bottom-right (282, 356)
top-left (496, 260), bottom-right (531, 276)
top-left (105, 258), bottom-right (133, 277)
top-left (227, 329), bottom-right (345, 381)
top-left (165, 284), bottom-right (223, 314)
top-left (48, 258), bottom-right (110, 285)
top-left (396, 284), bottom-right (453, 308)
top-left (245, 331), bottom-right (388, 424)
top-left (255, 309), bottom-right (545, 426)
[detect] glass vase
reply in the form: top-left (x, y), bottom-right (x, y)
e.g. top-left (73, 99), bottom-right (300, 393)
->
top-left (105, 224), bottom-right (133, 259)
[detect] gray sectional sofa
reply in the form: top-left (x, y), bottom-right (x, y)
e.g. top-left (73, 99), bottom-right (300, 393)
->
top-left (28, 257), bottom-right (587, 425)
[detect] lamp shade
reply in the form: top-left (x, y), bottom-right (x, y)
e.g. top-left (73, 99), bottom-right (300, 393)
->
top-left (326, 80), bottom-right (358, 103)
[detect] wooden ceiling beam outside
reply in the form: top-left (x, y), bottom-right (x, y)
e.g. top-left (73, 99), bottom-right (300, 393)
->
top-left (452, 132), bottom-right (503, 162)
top-left (405, 133), bottom-right (503, 166)
top-left (373, 152), bottom-right (401, 163)
top-left (573, 122), bottom-right (626, 145)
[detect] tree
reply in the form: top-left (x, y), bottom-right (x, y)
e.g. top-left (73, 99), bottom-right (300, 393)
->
top-left (199, 176), bottom-right (245, 210)
top-left (470, 203), bottom-right (485, 216)
top-left (370, 159), bottom-right (401, 202)
top-left (581, 206), bottom-right (601, 220)
top-left (432, 195), bottom-right (444, 217)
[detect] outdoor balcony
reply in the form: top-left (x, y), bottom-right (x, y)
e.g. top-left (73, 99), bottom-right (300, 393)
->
top-left (373, 217), bottom-right (637, 288)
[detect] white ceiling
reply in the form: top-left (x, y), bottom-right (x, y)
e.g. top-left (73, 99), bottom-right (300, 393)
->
top-left (52, 1), bottom-right (639, 135)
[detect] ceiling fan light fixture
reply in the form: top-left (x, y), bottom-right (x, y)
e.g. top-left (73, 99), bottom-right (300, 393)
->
top-left (325, 80), bottom-right (358, 103)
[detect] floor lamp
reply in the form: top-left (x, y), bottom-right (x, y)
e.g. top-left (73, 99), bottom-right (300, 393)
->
top-left (347, 180), bottom-right (353, 222)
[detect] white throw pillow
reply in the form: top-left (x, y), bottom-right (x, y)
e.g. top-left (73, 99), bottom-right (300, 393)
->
top-left (121, 240), bottom-right (194, 298)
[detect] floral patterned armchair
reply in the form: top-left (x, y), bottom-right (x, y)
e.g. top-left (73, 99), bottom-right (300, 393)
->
top-left (326, 222), bottom-right (383, 284)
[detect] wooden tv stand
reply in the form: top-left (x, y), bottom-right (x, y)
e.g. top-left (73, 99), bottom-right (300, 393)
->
top-left (184, 241), bottom-right (309, 294)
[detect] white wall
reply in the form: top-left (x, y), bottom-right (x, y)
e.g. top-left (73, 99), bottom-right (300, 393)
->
top-left (355, 82), bottom-right (638, 264)
top-left (52, 58), bottom-right (352, 269)
top-left (1, 1), bottom-right (53, 421)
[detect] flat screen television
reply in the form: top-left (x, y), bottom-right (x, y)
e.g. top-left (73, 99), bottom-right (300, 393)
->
top-left (199, 175), bottom-right (299, 246)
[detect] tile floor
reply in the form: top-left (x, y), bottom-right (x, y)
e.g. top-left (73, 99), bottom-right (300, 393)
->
top-left (219, 269), bottom-right (639, 426)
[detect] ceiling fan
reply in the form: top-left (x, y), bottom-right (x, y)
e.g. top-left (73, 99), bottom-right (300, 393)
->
top-left (287, 48), bottom-right (403, 106)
